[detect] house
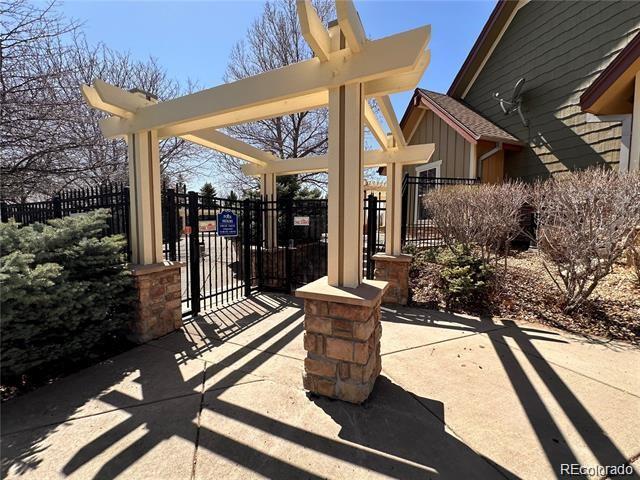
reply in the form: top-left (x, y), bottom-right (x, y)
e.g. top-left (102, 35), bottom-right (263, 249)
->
top-left (401, 0), bottom-right (640, 183)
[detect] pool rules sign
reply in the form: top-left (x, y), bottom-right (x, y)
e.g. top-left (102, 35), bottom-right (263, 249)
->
top-left (217, 210), bottom-right (238, 237)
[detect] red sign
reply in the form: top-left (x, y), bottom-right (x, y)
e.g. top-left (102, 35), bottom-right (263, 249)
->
top-left (183, 226), bottom-right (192, 235)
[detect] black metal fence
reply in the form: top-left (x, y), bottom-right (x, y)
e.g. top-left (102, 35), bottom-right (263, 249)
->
top-left (401, 175), bottom-right (479, 248)
top-left (1, 184), bottom-right (131, 255)
top-left (363, 193), bottom-right (386, 279)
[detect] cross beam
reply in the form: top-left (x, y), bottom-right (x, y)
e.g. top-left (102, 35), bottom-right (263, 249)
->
top-left (97, 25), bottom-right (430, 138)
top-left (241, 144), bottom-right (435, 176)
top-left (83, 82), bottom-right (275, 167)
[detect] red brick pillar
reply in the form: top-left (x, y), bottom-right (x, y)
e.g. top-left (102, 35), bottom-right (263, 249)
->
top-left (372, 253), bottom-right (412, 305)
top-left (129, 261), bottom-right (183, 343)
top-left (296, 277), bottom-right (388, 404)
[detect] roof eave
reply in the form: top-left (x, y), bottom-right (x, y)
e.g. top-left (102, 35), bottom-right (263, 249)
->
top-left (447, 0), bottom-right (520, 98)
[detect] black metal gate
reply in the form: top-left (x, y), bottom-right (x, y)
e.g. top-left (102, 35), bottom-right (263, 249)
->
top-left (163, 187), bottom-right (259, 316)
top-left (163, 190), bottom-right (386, 315)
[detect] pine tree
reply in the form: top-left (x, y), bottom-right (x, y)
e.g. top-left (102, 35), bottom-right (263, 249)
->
top-left (200, 182), bottom-right (217, 208)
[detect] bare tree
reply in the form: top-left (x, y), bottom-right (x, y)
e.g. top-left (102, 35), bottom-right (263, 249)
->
top-left (533, 169), bottom-right (640, 312)
top-left (1, 0), bottom-right (208, 202)
top-left (214, 0), bottom-right (334, 197)
top-left (423, 182), bottom-right (528, 268)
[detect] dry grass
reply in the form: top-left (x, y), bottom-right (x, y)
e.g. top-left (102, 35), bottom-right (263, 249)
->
top-left (409, 249), bottom-right (640, 344)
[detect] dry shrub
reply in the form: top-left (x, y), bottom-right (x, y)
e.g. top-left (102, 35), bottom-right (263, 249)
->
top-left (533, 169), bottom-right (640, 313)
top-left (423, 182), bottom-right (528, 265)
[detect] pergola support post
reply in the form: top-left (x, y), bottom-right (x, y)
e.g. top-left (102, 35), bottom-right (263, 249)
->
top-left (372, 162), bottom-right (412, 305)
top-left (127, 129), bottom-right (183, 343)
top-left (259, 172), bottom-right (278, 249)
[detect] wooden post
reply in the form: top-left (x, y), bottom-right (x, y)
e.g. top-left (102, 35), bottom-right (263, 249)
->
top-left (260, 172), bottom-right (277, 248)
top-left (385, 162), bottom-right (404, 256)
top-left (127, 130), bottom-right (163, 265)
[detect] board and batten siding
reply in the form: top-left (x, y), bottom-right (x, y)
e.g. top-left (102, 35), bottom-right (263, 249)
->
top-left (405, 110), bottom-right (471, 178)
top-left (463, 0), bottom-right (640, 181)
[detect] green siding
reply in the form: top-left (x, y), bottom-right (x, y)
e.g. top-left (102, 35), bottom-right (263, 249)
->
top-left (463, 0), bottom-right (640, 181)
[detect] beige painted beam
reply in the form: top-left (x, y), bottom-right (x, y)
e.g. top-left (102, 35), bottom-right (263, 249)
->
top-left (128, 130), bottom-right (164, 265)
top-left (630, 71), bottom-right (640, 172)
top-left (182, 129), bottom-right (276, 166)
top-left (327, 82), bottom-right (364, 287)
top-left (259, 173), bottom-right (278, 248)
top-left (385, 161), bottom-right (404, 255)
top-left (297, 0), bottom-right (331, 61)
top-left (81, 85), bottom-right (132, 118)
top-left (336, 0), bottom-right (366, 53)
top-left (242, 144), bottom-right (435, 176)
top-left (98, 26), bottom-right (430, 138)
top-left (364, 102), bottom-right (389, 150)
top-left (375, 94), bottom-right (407, 147)
top-left (363, 49), bottom-right (430, 97)
top-left (84, 82), bottom-right (276, 167)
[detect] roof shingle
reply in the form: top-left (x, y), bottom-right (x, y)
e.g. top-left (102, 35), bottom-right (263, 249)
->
top-left (417, 89), bottom-right (521, 144)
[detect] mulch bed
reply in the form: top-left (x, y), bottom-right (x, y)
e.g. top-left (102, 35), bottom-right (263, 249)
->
top-left (409, 249), bottom-right (640, 344)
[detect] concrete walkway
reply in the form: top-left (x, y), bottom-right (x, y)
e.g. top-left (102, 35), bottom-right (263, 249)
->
top-left (2, 293), bottom-right (639, 479)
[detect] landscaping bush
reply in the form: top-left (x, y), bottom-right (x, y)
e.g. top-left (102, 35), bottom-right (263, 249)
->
top-left (423, 182), bottom-right (528, 267)
top-left (533, 169), bottom-right (640, 313)
top-left (0, 210), bottom-right (133, 386)
top-left (437, 246), bottom-right (493, 308)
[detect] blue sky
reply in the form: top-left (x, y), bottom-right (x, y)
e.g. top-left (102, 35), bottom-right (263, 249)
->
top-left (58, 0), bottom-right (495, 189)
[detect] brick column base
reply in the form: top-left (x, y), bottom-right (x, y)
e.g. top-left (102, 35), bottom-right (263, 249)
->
top-left (129, 261), bottom-right (184, 343)
top-left (372, 253), bottom-right (412, 305)
top-left (296, 277), bottom-right (388, 404)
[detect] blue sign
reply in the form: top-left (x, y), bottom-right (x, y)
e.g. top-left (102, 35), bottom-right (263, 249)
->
top-left (217, 210), bottom-right (238, 237)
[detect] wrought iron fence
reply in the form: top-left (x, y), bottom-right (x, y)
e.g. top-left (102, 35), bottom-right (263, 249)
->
top-left (1, 184), bottom-right (131, 256)
top-left (401, 175), bottom-right (480, 248)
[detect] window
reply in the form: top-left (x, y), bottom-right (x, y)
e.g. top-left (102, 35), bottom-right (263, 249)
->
top-left (414, 161), bottom-right (441, 221)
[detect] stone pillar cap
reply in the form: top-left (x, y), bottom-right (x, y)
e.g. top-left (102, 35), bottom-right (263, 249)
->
top-left (295, 276), bottom-right (389, 307)
top-left (372, 253), bottom-right (413, 263)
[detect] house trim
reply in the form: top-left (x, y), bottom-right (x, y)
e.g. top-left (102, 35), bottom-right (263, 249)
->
top-left (414, 160), bottom-right (442, 222)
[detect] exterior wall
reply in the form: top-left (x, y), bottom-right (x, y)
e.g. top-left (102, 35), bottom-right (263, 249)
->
top-left (405, 110), bottom-right (472, 178)
top-left (477, 140), bottom-right (504, 183)
top-left (463, 1), bottom-right (640, 181)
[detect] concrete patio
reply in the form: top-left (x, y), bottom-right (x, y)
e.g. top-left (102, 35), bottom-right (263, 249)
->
top-left (1, 293), bottom-right (639, 479)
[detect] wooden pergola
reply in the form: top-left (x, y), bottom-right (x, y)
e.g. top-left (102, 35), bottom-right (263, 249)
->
top-left (82, 0), bottom-right (433, 289)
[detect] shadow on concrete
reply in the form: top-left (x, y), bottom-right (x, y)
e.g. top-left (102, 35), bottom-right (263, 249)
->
top-left (381, 307), bottom-right (633, 474)
top-left (1, 294), bottom-right (518, 479)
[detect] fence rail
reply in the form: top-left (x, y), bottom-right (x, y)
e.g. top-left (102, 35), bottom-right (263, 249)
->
top-left (401, 175), bottom-right (480, 248)
top-left (1, 184), bottom-right (131, 255)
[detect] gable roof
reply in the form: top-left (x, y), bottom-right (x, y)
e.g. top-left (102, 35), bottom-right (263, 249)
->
top-left (401, 89), bottom-right (521, 145)
top-left (447, 0), bottom-right (522, 98)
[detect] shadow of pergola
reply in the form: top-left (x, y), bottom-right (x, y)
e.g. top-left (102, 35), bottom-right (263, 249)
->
top-left (1, 294), bottom-right (521, 479)
top-left (381, 307), bottom-right (633, 474)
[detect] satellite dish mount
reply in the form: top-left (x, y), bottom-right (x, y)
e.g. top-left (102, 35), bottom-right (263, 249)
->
top-left (494, 77), bottom-right (528, 127)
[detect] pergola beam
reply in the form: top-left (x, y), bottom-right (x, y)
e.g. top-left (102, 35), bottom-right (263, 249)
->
top-left (364, 102), bottom-right (389, 150)
top-left (241, 144), bottom-right (435, 176)
top-left (297, 0), bottom-right (331, 61)
top-left (336, 0), bottom-right (366, 53)
top-left (98, 26), bottom-right (430, 138)
top-left (82, 83), bottom-right (275, 166)
top-left (376, 94), bottom-right (407, 147)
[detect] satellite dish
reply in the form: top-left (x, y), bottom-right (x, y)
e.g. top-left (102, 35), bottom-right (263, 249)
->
top-left (493, 77), bottom-right (528, 126)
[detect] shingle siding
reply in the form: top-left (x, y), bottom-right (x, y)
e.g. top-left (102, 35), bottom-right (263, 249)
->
top-left (463, 0), bottom-right (640, 181)
top-left (407, 110), bottom-right (471, 178)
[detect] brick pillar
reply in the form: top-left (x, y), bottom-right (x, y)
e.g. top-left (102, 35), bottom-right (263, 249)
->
top-left (296, 277), bottom-right (388, 404)
top-left (129, 261), bottom-right (183, 343)
top-left (372, 253), bottom-right (412, 305)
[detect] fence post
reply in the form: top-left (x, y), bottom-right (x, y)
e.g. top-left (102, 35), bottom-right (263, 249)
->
top-left (0, 203), bottom-right (7, 223)
top-left (243, 200), bottom-right (252, 297)
top-left (166, 188), bottom-right (177, 261)
top-left (400, 174), bottom-right (409, 247)
top-left (366, 194), bottom-right (377, 280)
top-left (188, 191), bottom-right (201, 316)
top-left (52, 195), bottom-right (62, 218)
